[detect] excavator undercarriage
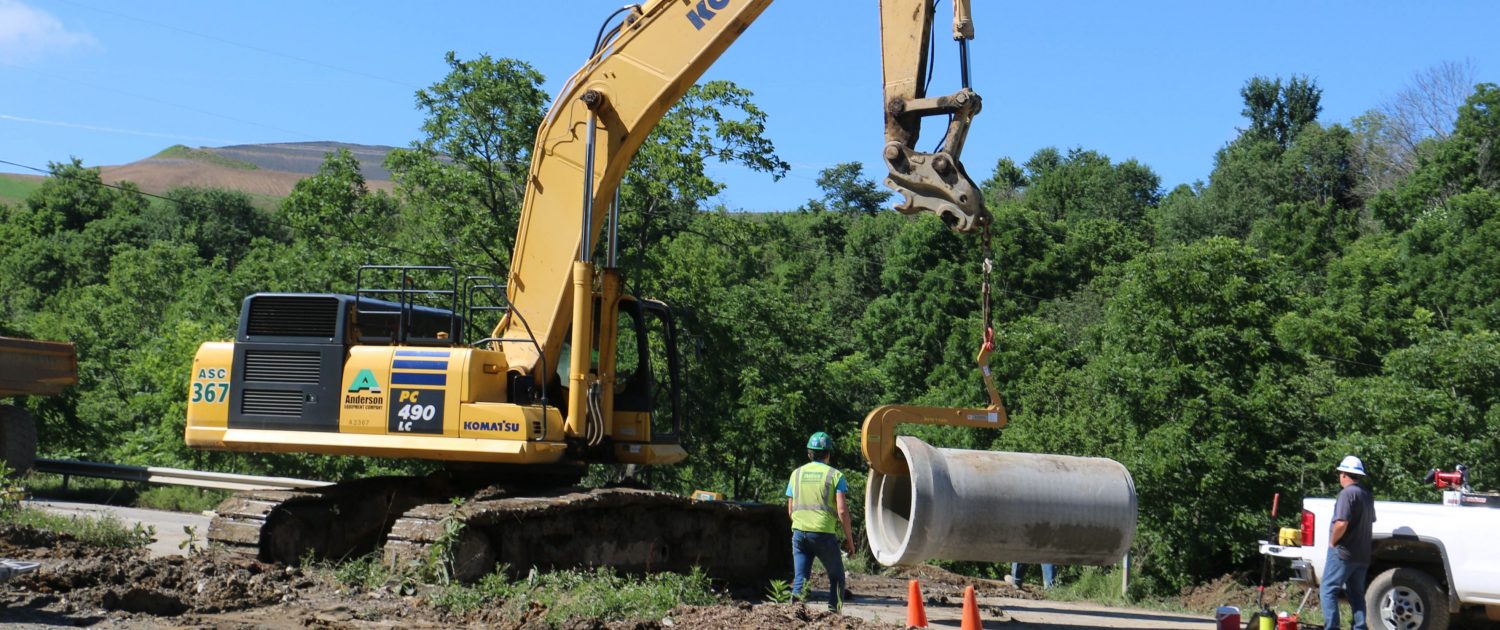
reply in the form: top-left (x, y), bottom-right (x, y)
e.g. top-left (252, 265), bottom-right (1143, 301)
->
top-left (209, 474), bottom-right (790, 583)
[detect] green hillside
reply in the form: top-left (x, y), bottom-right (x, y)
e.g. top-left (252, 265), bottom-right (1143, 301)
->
top-left (0, 174), bottom-right (43, 206)
top-left (152, 144), bottom-right (259, 170)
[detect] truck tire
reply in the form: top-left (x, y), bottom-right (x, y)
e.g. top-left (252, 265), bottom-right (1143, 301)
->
top-left (0, 404), bottom-right (38, 475)
top-left (1366, 567), bottom-right (1451, 630)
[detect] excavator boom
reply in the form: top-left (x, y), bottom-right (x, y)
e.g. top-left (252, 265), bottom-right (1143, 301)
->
top-left (497, 0), bottom-right (991, 383)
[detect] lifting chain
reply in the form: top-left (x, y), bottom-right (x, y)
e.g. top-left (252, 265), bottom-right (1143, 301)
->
top-left (980, 223), bottom-right (994, 338)
top-left (975, 224), bottom-right (1004, 412)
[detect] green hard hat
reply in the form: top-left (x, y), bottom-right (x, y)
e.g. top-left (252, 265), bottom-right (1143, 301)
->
top-left (806, 431), bottom-right (833, 451)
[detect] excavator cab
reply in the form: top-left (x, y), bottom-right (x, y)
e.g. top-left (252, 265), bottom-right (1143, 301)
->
top-left (190, 264), bottom-right (685, 466)
top-left (610, 297), bottom-right (684, 445)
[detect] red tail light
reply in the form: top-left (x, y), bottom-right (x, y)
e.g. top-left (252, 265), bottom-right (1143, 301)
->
top-left (1301, 509), bottom-right (1316, 546)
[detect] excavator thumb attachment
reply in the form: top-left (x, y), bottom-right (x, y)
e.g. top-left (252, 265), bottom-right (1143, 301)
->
top-left (861, 404), bottom-right (1005, 476)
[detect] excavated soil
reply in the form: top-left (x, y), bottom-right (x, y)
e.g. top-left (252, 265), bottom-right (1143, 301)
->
top-left (1177, 571), bottom-right (1308, 614)
top-left (0, 523), bottom-right (904, 628)
top-left (3, 521), bottom-right (1298, 628)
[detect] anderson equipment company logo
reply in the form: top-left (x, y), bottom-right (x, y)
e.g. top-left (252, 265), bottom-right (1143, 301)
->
top-left (345, 368), bottom-right (385, 410)
top-left (685, 0), bottom-right (731, 30)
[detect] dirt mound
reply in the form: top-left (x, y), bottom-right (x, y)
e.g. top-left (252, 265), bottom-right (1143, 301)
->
top-left (14, 550), bottom-right (302, 616)
top-left (0, 523), bottom-right (117, 560)
top-left (1178, 572), bottom-right (1308, 614)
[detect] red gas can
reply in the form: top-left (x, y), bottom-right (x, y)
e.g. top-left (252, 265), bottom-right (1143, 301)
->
top-left (1276, 613), bottom-right (1299, 630)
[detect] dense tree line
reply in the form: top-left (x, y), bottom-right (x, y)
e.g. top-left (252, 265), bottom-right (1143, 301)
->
top-left (2, 53), bottom-right (1497, 593)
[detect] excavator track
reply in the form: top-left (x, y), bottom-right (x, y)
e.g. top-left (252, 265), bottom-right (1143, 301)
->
top-left (208, 477), bottom-right (440, 564)
top-left (385, 486), bottom-right (790, 583)
top-left (209, 479), bottom-right (791, 584)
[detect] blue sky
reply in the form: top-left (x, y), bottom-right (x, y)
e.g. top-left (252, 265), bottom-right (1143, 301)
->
top-left (2, 1), bottom-right (1498, 211)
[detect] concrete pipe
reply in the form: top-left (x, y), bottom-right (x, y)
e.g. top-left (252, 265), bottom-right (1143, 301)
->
top-left (866, 436), bottom-right (1136, 566)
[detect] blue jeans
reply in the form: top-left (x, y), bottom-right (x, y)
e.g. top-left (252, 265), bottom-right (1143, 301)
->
top-left (791, 530), bottom-right (845, 610)
top-left (1322, 546), bottom-right (1370, 630)
top-left (1011, 563), bottom-right (1056, 589)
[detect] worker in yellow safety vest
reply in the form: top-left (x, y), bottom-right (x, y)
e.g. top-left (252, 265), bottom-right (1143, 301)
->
top-left (786, 431), bottom-right (856, 611)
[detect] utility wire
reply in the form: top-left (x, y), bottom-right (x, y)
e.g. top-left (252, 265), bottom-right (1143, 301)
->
top-left (54, 0), bottom-right (419, 90)
top-left (5, 63), bottom-right (319, 142)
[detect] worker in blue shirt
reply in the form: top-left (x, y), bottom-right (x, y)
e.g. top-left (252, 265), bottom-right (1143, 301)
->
top-left (786, 431), bottom-right (856, 611)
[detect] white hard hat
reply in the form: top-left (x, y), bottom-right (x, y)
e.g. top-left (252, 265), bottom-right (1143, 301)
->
top-left (1337, 455), bottom-right (1366, 476)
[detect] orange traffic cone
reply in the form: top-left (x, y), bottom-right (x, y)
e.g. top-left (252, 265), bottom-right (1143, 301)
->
top-left (905, 579), bottom-right (928, 628)
top-left (960, 585), bottom-right (982, 630)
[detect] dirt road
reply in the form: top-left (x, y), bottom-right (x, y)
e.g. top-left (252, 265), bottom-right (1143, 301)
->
top-left (827, 566), bottom-right (1209, 629)
top-left (839, 591), bottom-right (1208, 628)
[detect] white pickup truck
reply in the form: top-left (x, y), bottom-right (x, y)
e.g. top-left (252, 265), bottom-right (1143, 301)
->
top-left (1260, 494), bottom-right (1500, 630)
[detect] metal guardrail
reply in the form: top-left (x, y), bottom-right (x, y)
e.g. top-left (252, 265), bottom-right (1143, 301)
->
top-left (34, 458), bottom-right (332, 492)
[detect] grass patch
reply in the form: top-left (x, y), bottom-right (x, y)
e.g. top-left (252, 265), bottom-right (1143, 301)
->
top-left (1048, 565), bottom-right (1135, 606)
top-left (320, 552), bottom-right (721, 626)
top-left (1046, 566), bottom-right (1201, 615)
top-left (430, 569), bottom-right (519, 612)
top-left (135, 485), bottom-right (228, 513)
top-left (0, 174), bottom-right (43, 205)
top-left (330, 552), bottom-right (396, 591)
top-left (153, 144), bottom-right (259, 170)
top-left (0, 506), bottom-right (155, 549)
top-left (441, 567), bottom-right (720, 624)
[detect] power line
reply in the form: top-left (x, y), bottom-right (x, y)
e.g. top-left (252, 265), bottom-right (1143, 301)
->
top-left (54, 0), bottom-right (419, 91)
top-left (5, 63), bottom-right (319, 142)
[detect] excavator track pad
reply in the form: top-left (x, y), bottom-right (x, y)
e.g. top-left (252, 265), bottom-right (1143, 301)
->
top-left (209, 479), bottom-right (791, 584)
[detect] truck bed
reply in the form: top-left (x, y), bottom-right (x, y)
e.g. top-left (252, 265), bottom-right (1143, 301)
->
top-left (1263, 497), bottom-right (1500, 607)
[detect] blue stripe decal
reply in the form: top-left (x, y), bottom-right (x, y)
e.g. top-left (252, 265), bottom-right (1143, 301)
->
top-left (391, 372), bottom-right (447, 386)
top-left (393, 360), bottom-right (448, 370)
top-left (395, 350), bottom-right (449, 358)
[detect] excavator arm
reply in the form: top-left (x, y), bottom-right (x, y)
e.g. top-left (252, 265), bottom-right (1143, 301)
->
top-left (496, 0), bottom-right (992, 390)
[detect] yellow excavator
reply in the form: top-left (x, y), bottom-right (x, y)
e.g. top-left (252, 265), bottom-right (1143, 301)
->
top-left (186, 0), bottom-right (1007, 581)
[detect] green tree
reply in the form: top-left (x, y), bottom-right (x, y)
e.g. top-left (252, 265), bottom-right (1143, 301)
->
top-left (811, 161), bottom-right (890, 216)
top-left (980, 157), bottom-right (1027, 204)
top-left (151, 186), bottom-right (280, 266)
top-left (1273, 234), bottom-right (1415, 375)
top-left (0, 161), bottom-right (150, 318)
top-left (1240, 75), bottom-right (1322, 148)
top-left (617, 80), bottom-right (789, 274)
top-left (1148, 182), bottom-right (1219, 244)
top-left (1369, 83), bottom-right (1500, 232)
top-left (1005, 238), bottom-right (1308, 588)
top-left (385, 53), bottom-right (549, 271)
top-left (1022, 148), bottom-right (1160, 228)
top-left (283, 149), bottom-right (401, 249)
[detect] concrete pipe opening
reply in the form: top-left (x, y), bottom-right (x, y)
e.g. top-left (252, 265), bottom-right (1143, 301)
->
top-left (866, 435), bottom-right (1136, 567)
